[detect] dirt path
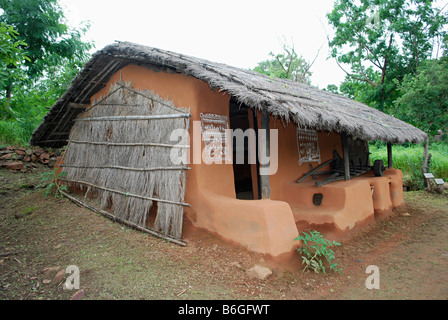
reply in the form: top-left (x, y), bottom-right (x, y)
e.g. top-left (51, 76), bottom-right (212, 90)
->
top-left (1, 166), bottom-right (447, 300)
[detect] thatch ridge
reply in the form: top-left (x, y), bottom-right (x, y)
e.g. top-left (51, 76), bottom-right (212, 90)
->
top-left (30, 41), bottom-right (427, 147)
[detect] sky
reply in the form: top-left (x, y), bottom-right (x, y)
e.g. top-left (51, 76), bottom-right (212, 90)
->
top-left (59, 0), bottom-right (346, 89)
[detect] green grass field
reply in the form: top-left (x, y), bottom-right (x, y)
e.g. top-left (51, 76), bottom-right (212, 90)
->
top-left (369, 142), bottom-right (448, 189)
top-left (0, 120), bottom-right (31, 147)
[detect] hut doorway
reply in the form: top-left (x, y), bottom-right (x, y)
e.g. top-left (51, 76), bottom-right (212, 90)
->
top-left (229, 101), bottom-right (259, 200)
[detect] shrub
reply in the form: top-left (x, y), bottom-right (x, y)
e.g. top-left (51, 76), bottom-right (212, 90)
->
top-left (37, 170), bottom-right (68, 198)
top-left (295, 230), bottom-right (342, 275)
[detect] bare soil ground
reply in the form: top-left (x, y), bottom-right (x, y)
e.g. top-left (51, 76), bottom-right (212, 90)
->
top-left (1, 164), bottom-right (447, 300)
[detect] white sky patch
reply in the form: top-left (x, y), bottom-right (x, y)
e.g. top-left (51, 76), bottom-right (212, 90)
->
top-left (59, 0), bottom-right (346, 88)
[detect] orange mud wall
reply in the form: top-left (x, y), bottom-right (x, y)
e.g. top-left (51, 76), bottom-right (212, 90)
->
top-left (90, 64), bottom-right (298, 258)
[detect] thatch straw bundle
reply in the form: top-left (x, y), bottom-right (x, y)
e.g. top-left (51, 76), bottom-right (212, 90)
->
top-left (61, 83), bottom-right (190, 239)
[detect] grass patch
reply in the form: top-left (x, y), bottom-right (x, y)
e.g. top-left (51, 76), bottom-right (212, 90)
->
top-left (0, 120), bottom-right (31, 147)
top-left (23, 206), bottom-right (39, 215)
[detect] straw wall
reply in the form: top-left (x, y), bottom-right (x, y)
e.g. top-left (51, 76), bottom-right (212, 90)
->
top-left (61, 82), bottom-right (190, 240)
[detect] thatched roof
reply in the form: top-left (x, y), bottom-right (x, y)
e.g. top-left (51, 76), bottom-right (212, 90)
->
top-left (30, 41), bottom-right (427, 148)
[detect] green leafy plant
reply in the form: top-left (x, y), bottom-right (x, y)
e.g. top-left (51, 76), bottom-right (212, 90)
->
top-left (38, 170), bottom-right (68, 198)
top-left (295, 230), bottom-right (342, 275)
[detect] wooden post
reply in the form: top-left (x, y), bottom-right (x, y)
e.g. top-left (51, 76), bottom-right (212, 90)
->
top-left (341, 133), bottom-right (350, 181)
top-left (387, 143), bottom-right (393, 169)
top-left (252, 109), bottom-right (262, 200)
top-left (260, 110), bottom-right (271, 199)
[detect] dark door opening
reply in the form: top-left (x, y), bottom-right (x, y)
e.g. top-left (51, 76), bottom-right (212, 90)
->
top-left (229, 100), bottom-right (259, 200)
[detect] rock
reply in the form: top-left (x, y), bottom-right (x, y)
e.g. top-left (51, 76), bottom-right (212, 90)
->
top-left (0, 153), bottom-right (12, 160)
top-left (70, 289), bottom-right (85, 300)
top-left (43, 280), bottom-right (52, 284)
top-left (15, 149), bottom-right (26, 156)
top-left (246, 265), bottom-right (272, 280)
top-left (53, 269), bottom-right (66, 284)
top-left (6, 162), bottom-right (24, 171)
top-left (401, 212), bottom-right (411, 217)
top-left (39, 153), bottom-right (50, 161)
top-left (42, 266), bottom-right (61, 277)
top-left (31, 155), bottom-right (37, 162)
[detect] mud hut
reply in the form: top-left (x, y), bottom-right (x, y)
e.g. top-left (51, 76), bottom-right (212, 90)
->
top-left (31, 42), bottom-right (427, 258)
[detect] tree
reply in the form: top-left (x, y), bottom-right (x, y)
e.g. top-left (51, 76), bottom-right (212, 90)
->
top-left (394, 58), bottom-right (448, 137)
top-left (0, 0), bottom-right (92, 111)
top-left (253, 42), bottom-right (315, 84)
top-left (0, 0), bottom-right (92, 79)
top-left (0, 0), bottom-right (93, 144)
top-left (0, 22), bottom-right (29, 117)
top-left (324, 84), bottom-right (340, 95)
top-left (327, 0), bottom-right (448, 112)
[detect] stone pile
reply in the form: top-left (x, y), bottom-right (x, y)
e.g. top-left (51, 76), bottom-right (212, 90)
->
top-left (0, 146), bottom-right (60, 172)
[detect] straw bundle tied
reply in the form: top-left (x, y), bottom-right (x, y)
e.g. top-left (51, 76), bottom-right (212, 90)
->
top-left (62, 83), bottom-right (190, 240)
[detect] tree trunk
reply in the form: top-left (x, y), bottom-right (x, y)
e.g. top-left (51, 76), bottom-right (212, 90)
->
top-left (421, 137), bottom-right (434, 192)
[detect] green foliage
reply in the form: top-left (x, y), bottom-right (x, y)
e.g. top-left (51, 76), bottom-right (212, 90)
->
top-left (0, 0), bottom-right (93, 81)
top-left (0, 56), bottom-right (84, 145)
top-left (323, 84), bottom-right (340, 95)
top-left (295, 230), bottom-right (342, 275)
top-left (0, 0), bottom-right (93, 144)
top-left (253, 41), bottom-right (312, 84)
top-left (327, 0), bottom-right (448, 112)
top-left (37, 170), bottom-right (67, 198)
top-left (0, 22), bottom-right (29, 117)
top-left (0, 22), bottom-right (29, 76)
top-left (394, 58), bottom-right (448, 137)
top-left (369, 142), bottom-right (448, 190)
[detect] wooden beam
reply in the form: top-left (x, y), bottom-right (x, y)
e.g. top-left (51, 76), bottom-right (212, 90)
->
top-left (69, 140), bottom-right (190, 149)
top-left (60, 190), bottom-right (186, 247)
top-left (75, 114), bottom-right (191, 122)
top-left (341, 133), bottom-right (350, 181)
top-left (296, 157), bottom-right (337, 183)
top-left (61, 165), bottom-right (191, 172)
top-left (68, 102), bottom-right (89, 109)
top-left (51, 132), bottom-right (70, 136)
top-left (38, 139), bottom-right (69, 144)
top-left (252, 108), bottom-right (262, 200)
top-left (59, 178), bottom-right (191, 207)
top-left (260, 110), bottom-right (271, 199)
top-left (387, 143), bottom-right (393, 169)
